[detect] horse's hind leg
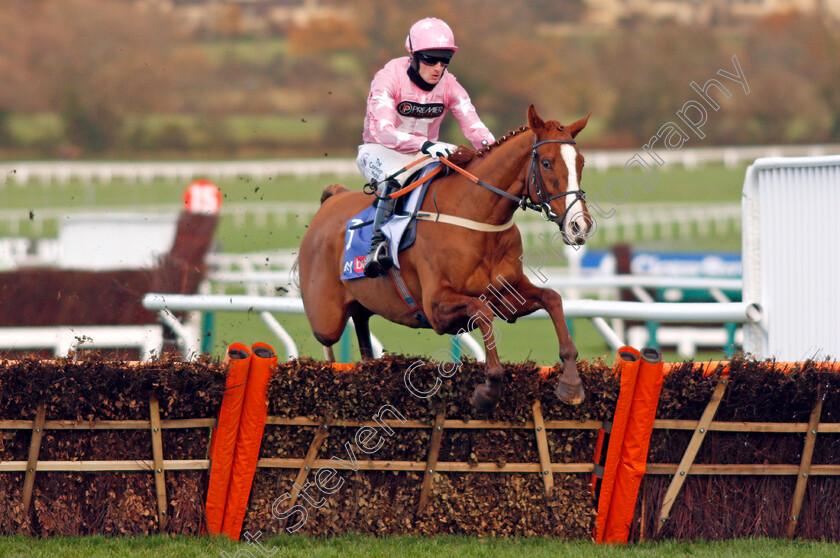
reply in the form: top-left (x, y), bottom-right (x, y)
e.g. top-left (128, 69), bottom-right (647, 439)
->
top-left (351, 306), bottom-right (375, 362)
top-left (302, 280), bottom-right (350, 363)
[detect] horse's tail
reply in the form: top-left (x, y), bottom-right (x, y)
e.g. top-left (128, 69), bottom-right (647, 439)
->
top-left (320, 184), bottom-right (348, 204)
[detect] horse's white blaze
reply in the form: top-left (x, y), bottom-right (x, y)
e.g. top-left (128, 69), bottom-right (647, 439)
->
top-left (560, 144), bottom-right (588, 241)
top-left (560, 144), bottom-right (579, 192)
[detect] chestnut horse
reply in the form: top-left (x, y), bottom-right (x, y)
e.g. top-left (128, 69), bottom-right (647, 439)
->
top-left (298, 106), bottom-right (592, 410)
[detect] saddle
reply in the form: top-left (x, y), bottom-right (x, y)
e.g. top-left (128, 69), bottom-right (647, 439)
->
top-left (340, 164), bottom-right (440, 280)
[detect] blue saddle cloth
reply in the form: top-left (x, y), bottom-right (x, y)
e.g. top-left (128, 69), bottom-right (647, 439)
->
top-left (341, 164), bottom-right (440, 280)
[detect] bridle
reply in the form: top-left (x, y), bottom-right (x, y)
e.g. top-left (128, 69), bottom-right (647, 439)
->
top-left (527, 136), bottom-right (586, 226)
top-left (436, 132), bottom-right (587, 230)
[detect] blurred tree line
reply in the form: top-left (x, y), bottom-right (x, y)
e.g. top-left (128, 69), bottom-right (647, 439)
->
top-left (0, 0), bottom-right (838, 158)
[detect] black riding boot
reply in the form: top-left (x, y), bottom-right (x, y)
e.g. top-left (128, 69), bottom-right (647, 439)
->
top-left (363, 180), bottom-right (398, 278)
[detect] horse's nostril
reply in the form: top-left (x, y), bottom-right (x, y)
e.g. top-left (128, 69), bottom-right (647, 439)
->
top-left (571, 221), bottom-right (581, 236)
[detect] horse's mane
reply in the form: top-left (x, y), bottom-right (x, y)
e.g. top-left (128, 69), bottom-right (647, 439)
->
top-left (447, 126), bottom-right (530, 168)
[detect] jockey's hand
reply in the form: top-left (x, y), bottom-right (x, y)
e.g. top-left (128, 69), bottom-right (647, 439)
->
top-left (421, 141), bottom-right (457, 159)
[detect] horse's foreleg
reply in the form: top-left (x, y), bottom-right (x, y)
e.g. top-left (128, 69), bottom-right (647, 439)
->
top-left (430, 290), bottom-right (504, 411)
top-left (516, 281), bottom-right (584, 405)
top-left (323, 345), bottom-right (335, 362)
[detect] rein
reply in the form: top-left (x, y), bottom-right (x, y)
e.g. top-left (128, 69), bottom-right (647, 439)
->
top-left (367, 132), bottom-right (586, 232)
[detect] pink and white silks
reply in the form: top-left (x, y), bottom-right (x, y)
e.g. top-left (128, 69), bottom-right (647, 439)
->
top-left (356, 56), bottom-right (494, 184)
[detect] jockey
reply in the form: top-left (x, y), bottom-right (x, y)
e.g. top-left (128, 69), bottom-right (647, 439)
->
top-left (357, 17), bottom-right (495, 278)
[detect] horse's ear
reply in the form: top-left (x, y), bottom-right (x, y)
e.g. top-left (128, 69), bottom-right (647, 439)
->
top-left (527, 105), bottom-right (545, 132)
top-left (568, 112), bottom-right (591, 138)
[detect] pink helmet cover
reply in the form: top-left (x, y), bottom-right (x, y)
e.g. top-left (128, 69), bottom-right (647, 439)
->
top-left (405, 17), bottom-right (458, 54)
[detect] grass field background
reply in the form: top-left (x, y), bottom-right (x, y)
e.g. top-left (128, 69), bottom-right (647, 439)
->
top-left (2, 162), bottom-right (747, 364)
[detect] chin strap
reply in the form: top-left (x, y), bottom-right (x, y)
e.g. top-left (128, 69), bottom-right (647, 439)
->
top-left (407, 63), bottom-right (437, 91)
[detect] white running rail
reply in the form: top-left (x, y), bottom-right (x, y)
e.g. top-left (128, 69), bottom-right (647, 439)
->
top-left (0, 325), bottom-right (163, 361)
top-left (142, 291), bottom-right (760, 360)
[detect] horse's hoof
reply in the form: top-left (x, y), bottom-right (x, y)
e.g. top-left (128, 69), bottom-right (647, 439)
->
top-left (555, 380), bottom-right (585, 405)
top-left (470, 384), bottom-right (498, 412)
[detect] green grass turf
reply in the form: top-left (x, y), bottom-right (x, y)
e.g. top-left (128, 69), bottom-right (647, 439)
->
top-left (0, 534), bottom-right (838, 558)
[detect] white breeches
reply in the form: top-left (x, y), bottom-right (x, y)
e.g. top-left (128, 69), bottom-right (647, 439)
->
top-left (356, 143), bottom-right (428, 186)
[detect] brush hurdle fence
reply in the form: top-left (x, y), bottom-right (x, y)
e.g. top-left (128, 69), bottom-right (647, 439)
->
top-left (1, 356), bottom-right (838, 540)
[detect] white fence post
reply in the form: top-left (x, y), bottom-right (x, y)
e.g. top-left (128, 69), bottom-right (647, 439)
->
top-left (742, 155), bottom-right (840, 360)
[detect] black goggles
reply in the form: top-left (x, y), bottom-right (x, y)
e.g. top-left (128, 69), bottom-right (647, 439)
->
top-left (416, 51), bottom-right (452, 66)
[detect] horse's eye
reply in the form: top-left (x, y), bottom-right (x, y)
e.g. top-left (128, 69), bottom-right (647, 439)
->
top-left (541, 159), bottom-right (552, 169)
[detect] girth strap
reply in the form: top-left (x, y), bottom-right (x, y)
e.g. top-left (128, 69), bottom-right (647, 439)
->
top-left (389, 268), bottom-right (429, 326)
top-left (415, 212), bottom-right (515, 232)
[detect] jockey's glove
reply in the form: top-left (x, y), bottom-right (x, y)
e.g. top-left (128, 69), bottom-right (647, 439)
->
top-left (421, 141), bottom-right (457, 159)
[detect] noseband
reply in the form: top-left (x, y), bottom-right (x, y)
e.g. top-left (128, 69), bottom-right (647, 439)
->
top-left (527, 137), bottom-right (587, 228)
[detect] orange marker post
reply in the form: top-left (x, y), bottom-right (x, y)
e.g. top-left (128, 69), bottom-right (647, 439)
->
top-left (205, 343), bottom-right (252, 535)
top-left (602, 347), bottom-right (665, 544)
top-left (221, 343), bottom-right (278, 540)
top-left (594, 347), bottom-right (641, 543)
